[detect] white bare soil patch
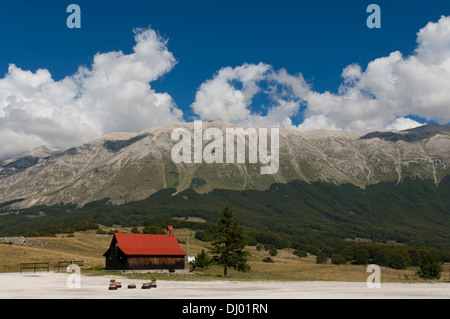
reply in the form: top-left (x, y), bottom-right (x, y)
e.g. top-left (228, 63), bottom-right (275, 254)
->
top-left (0, 272), bottom-right (448, 299)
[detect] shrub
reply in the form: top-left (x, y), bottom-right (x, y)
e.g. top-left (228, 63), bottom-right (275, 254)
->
top-left (190, 249), bottom-right (212, 271)
top-left (268, 247), bottom-right (278, 256)
top-left (195, 230), bottom-right (216, 242)
top-left (331, 253), bottom-right (347, 265)
top-left (293, 250), bottom-right (307, 258)
top-left (252, 232), bottom-right (290, 249)
top-left (321, 246), bottom-right (334, 258)
top-left (198, 250), bottom-right (212, 267)
top-left (352, 247), bottom-right (370, 265)
top-left (263, 257), bottom-right (274, 263)
top-left (316, 252), bottom-right (328, 264)
top-left (142, 225), bottom-right (165, 234)
top-left (417, 253), bottom-right (442, 280)
top-left (386, 251), bottom-right (409, 270)
top-left (303, 245), bottom-right (320, 256)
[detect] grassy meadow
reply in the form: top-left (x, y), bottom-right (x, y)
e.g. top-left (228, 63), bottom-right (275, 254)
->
top-left (0, 226), bottom-right (448, 283)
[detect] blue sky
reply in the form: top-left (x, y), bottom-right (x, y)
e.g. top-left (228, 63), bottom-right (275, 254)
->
top-left (1, 0), bottom-right (450, 157)
top-left (2, 1), bottom-right (446, 106)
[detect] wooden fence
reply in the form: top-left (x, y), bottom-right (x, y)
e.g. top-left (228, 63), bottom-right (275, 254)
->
top-left (57, 260), bottom-right (84, 272)
top-left (20, 262), bottom-right (49, 273)
top-left (19, 260), bottom-right (84, 273)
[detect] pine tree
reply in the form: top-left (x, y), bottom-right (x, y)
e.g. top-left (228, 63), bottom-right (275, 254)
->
top-left (210, 206), bottom-right (250, 277)
top-left (417, 252), bottom-right (442, 280)
top-left (189, 249), bottom-right (212, 272)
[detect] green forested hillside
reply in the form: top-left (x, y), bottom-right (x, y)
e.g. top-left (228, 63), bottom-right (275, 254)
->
top-left (1, 177), bottom-right (449, 251)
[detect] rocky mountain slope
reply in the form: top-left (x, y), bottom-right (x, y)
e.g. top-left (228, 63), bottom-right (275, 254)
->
top-left (1, 121), bottom-right (449, 209)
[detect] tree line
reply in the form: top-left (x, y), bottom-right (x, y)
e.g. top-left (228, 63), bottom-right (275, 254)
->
top-left (1, 178), bottom-right (450, 252)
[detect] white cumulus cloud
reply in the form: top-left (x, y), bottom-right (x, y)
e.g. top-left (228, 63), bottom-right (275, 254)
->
top-left (191, 62), bottom-right (271, 123)
top-left (3, 16), bottom-right (450, 160)
top-left (191, 16), bottom-right (450, 132)
top-left (191, 63), bottom-right (309, 128)
top-left (0, 27), bottom-right (183, 160)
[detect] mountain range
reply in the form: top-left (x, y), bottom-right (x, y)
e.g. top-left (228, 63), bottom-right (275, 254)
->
top-left (1, 121), bottom-right (450, 209)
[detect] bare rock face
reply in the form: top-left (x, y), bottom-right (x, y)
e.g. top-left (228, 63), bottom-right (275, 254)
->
top-left (0, 236), bottom-right (47, 247)
top-left (1, 122), bottom-right (449, 209)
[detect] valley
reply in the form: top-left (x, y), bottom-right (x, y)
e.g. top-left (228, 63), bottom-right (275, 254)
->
top-left (0, 122), bottom-right (449, 282)
top-left (1, 227), bottom-right (448, 283)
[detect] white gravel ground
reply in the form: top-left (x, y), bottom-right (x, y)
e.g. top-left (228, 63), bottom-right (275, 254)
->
top-left (0, 272), bottom-right (448, 299)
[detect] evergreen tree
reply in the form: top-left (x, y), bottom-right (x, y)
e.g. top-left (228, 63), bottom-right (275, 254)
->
top-left (210, 206), bottom-right (250, 277)
top-left (142, 225), bottom-right (165, 234)
top-left (331, 253), bottom-right (347, 265)
top-left (316, 251), bottom-right (329, 264)
top-left (417, 252), bottom-right (442, 280)
top-left (321, 246), bottom-right (334, 258)
top-left (189, 249), bottom-right (212, 272)
top-left (352, 246), bottom-right (370, 265)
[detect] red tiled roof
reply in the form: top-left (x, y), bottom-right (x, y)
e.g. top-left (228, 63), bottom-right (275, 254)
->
top-left (114, 233), bottom-right (187, 256)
